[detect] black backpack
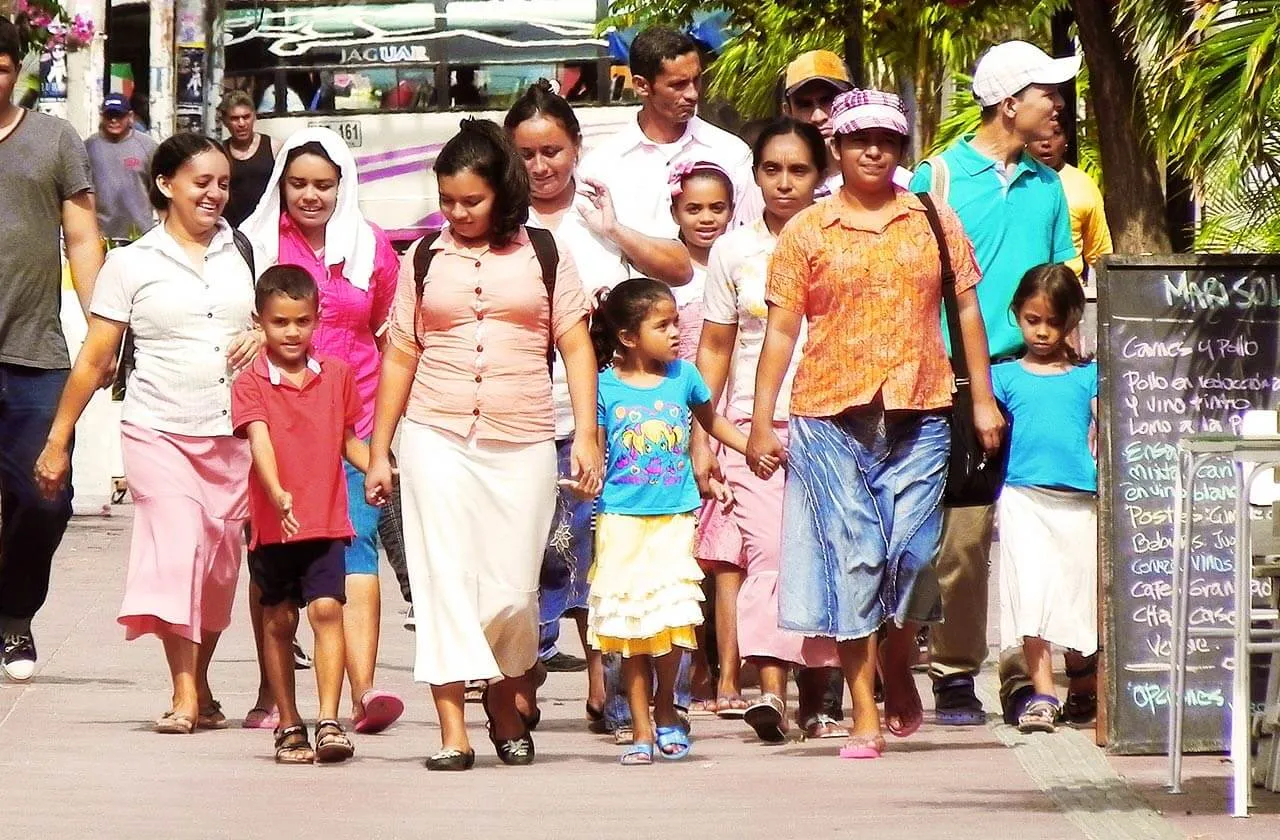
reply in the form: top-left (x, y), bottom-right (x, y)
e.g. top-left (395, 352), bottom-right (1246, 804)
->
top-left (411, 225), bottom-right (559, 372)
top-left (113, 229), bottom-right (256, 400)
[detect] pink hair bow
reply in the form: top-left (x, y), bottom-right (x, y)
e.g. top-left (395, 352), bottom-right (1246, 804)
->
top-left (668, 160), bottom-right (731, 198)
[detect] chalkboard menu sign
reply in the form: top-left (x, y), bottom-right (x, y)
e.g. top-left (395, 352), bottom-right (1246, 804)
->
top-left (1099, 255), bottom-right (1280, 755)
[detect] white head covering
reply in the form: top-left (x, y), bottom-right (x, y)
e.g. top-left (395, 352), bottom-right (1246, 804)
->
top-left (239, 127), bottom-right (378, 291)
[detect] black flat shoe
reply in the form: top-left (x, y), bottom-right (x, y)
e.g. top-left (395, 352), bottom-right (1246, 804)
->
top-left (425, 748), bottom-right (476, 771)
top-left (490, 730), bottom-right (535, 766)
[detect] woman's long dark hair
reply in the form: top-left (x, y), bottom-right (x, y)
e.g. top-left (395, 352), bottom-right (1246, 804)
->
top-left (590, 278), bottom-right (676, 370)
top-left (1011, 262), bottom-right (1090, 364)
top-left (434, 118), bottom-right (530, 248)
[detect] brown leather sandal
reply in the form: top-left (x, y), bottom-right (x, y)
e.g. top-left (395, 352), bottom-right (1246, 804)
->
top-left (314, 719), bottom-right (354, 764)
top-left (274, 724), bottom-right (315, 764)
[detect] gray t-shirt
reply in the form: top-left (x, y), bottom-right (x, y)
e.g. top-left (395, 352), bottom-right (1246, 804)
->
top-left (85, 129), bottom-right (157, 240)
top-left (0, 110), bottom-right (94, 369)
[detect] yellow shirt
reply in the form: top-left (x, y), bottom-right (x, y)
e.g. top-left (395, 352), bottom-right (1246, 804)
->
top-left (1057, 163), bottom-right (1112, 272)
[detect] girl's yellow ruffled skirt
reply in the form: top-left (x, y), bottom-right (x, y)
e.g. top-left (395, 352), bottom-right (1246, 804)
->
top-left (587, 513), bottom-right (705, 657)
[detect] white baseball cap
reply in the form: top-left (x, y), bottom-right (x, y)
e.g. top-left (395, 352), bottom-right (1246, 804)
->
top-left (971, 41), bottom-right (1081, 107)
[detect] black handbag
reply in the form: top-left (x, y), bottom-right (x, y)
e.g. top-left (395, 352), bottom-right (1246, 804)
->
top-left (916, 192), bottom-right (1010, 508)
top-left (112, 229), bottom-right (256, 399)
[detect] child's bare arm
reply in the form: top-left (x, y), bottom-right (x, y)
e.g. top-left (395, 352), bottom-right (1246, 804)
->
top-left (343, 429), bottom-right (371, 474)
top-left (245, 420), bottom-right (300, 538)
top-left (691, 402), bottom-right (748, 455)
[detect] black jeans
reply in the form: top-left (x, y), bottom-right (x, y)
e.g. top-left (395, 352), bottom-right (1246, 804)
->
top-left (0, 365), bottom-right (73, 634)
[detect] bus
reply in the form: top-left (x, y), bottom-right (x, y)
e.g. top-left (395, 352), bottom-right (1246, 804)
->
top-left (221, 0), bottom-right (641, 244)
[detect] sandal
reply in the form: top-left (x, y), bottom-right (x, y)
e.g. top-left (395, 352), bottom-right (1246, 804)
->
top-left (154, 711), bottom-right (196, 735)
top-left (800, 713), bottom-right (847, 740)
top-left (715, 695), bottom-right (748, 719)
top-left (655, 724), bottom-right (691, 760)
top-left (354, 688), bottom-right (404, 735)
top-left (620, 742), bottom-right (654, 765)
top-left (274, 724), bottom-right (315, 764)
top-left (838, 733), bottom-right (885, 760)
top-left (613, 726), bottom-right (634, 746)
top-left (743, 693), bottom-right (787, 743)
top-left (242, 705), bottom-right (279, 730)
top-left (1017, 695), bottom-right (1061, 734)
top-left (1063, 654), bottom-right (1099, 725)
top-left (197, 699), bottom-right (229, 730)
top-left (425, 748), bottom-right (475, 771)
top-left (314, 719), bottom-right (355, 763)
top-left (686, 698), bottom-right (717, 716)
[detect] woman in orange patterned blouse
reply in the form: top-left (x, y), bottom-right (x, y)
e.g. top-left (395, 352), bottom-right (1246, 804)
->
top-left (747, 90), bottom-right (1005, 760)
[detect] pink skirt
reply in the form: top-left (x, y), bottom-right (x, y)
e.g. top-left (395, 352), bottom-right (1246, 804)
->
top-left (721, 413), bottom-right (839, 667)
top-left (118, 422), bottom-right (249, 643)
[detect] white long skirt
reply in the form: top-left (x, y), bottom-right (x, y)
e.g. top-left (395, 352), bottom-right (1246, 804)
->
top-left (399, 420), bottom-right (556, 685)
top-left (998, 485), bottom-right (1098, 656)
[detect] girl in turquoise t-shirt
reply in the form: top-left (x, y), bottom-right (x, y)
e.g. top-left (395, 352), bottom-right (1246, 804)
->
top-left (993, 264), bottom-right (1099, 736)
top-left (578, 278), bottom-right (764, 765)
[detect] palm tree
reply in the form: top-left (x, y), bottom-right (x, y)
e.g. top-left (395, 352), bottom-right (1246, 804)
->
top-left (1121, 0), bottom-right (1280, 251)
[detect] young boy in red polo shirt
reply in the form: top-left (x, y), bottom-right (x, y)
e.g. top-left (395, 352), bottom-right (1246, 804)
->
top-left (232, 265), bottom-right (380, 765)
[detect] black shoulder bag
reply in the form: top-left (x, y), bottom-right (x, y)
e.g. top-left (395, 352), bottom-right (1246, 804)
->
top-left (916, 192), bottom-right (1010, 508)
top-left (112, 229), bottom-right (256, 400)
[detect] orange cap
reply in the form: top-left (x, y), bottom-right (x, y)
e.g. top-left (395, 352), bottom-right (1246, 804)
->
top-left (784, 50), bottom-right (854, 96)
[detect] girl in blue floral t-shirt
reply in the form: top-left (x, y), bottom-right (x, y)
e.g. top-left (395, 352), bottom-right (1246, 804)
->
top-left (579, 278), bottom-right (766, 765)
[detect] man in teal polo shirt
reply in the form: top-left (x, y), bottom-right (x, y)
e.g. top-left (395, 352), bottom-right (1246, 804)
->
top-left (909, 40), bottom-right (1080, 727)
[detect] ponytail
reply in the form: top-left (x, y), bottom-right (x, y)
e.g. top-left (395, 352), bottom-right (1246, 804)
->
top-left (590, 278), bottom-right (677, 371)
top-left (434, 117), bottom-right (530, 248)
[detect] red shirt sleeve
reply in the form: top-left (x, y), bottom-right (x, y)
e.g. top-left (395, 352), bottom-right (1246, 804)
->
top-left (231, 372), bottom-right (268, 439)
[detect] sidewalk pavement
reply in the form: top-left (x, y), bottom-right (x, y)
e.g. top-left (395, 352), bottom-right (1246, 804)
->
top-left (1, 513), bottom-right (1277, 839)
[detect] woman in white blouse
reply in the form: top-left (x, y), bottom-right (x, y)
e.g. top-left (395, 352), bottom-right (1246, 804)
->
top-left (504, 81), bottom-right (691, 730)
top-left (36, 133), bottom-right (261, 734)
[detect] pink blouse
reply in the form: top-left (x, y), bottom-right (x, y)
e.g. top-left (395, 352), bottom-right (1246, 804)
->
top-left (277, 213), bottom-right (400, 439)
top-left (387, 227), bottom-right (590, 444)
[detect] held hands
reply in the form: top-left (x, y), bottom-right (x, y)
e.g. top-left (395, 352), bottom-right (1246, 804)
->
top-left (559, 433), bottom-right (604, 499)
top-left (225, 328), bottom-right (265, 374)
top-left (746, 425), bottom-right (786, 480)
top-left (972, 396), bottom-right (1007, 456)
top-left (33, 441), bottom-right (70, 502)
top-left (273, 488), bottom-right (300, 540)
top-left (364, 456), bottom-right (395, 509)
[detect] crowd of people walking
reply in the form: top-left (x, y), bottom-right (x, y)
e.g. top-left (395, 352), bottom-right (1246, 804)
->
top-left (0, 16), bottom-right (1111, 769)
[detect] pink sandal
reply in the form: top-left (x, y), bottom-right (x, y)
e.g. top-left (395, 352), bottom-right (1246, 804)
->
top-left (838, 733), bottom-right (885, 760)
top-left (242, 706), bottom-right (279, 730)
top-left (354, 689), bottom-right (404, 734)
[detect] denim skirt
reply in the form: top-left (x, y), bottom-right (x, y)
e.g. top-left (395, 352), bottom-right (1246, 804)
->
top-left (778, 407), bottom-right (950, 641)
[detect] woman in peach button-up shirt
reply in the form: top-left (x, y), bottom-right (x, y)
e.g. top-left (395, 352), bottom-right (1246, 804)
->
top-left (365, 120), bottom-right (601, 772)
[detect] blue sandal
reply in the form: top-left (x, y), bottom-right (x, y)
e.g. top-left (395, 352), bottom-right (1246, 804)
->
top-left (655, 725), bottom-right (691, 760)
top-left (620, 742), bottom-right (653, 765)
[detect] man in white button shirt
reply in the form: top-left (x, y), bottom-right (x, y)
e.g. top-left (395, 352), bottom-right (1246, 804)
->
top-left (579, 25), bottom-right (762, 260)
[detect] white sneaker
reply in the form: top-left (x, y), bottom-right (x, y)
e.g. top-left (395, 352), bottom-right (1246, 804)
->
top-left (402, 605), bottom-right (415, 630)
top-left (2, 633), bottom-right (37, 682)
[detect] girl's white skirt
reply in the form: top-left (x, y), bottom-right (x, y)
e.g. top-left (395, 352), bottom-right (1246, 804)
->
top-left (399, 420), bottom-right (556, 685)
top-left (998, 485), bottom-right (1098, 656)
